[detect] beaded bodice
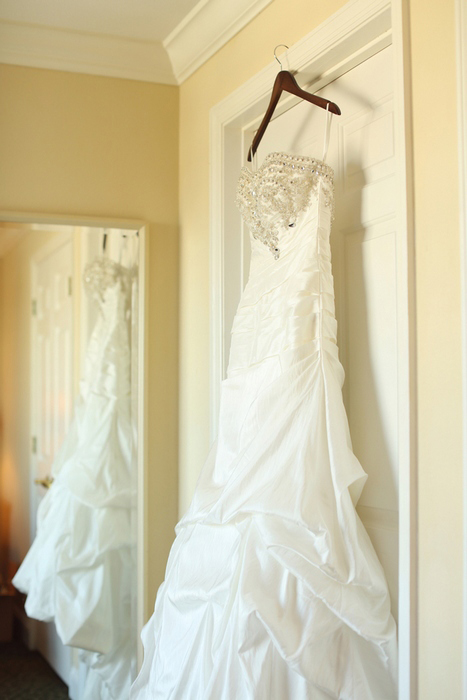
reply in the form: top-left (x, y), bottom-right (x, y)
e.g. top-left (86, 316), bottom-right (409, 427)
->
top-left (235, 152), bottom-right (334, 259)
top-left (83, 257), bottom-right (134, 306)
top-left (81, 256), bottom-right (133, 400)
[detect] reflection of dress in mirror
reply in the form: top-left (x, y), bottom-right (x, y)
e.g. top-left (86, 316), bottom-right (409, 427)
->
top-left (13, 255), bottom-right (137, 700)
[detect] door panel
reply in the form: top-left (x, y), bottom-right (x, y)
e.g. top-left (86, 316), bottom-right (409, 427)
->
top-left (34, 238), bottom-right (74, 508)
top-left (32, 235), bottom-right (74, 684)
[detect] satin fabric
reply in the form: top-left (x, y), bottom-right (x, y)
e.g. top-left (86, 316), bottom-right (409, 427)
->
top-left (13, 258), bottom-right (137, 700)
top-left (132, 157), bottom-right (398, 699)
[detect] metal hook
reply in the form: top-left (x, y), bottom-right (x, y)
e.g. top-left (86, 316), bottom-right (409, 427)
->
top-left (273, 44), bottom-right (289, 71)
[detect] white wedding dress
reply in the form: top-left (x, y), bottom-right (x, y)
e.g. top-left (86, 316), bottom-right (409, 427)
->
top-left (13, 256), bottom-right (137, 700)
top-left (131, 117), bottom-right (398, 699)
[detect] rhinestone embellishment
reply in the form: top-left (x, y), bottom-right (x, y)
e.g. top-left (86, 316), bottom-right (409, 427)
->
top-left (235, 152), bottom-right (334, 259)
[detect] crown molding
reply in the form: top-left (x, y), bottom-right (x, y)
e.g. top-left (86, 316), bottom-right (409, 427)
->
top-left (0, 20), bottom-right (177, 85)
top-left (0, 1), bottom-right (274, 86)
top-left (163, 0), bottom-right (274, 84)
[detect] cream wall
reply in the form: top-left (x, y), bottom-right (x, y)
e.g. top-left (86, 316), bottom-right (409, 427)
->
top-left (0, 65), bottom-right (180, 616)
top-left (178, 0), bottom-right (463, 697)
top-left (410, 0), bottom-right (463, 697)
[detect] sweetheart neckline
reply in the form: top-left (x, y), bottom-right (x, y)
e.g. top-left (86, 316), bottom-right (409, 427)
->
top-left (239, 151), bottom-right (335, 178)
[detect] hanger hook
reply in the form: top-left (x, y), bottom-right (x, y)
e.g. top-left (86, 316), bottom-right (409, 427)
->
top-left (273, 44), bottom-right (289, 71)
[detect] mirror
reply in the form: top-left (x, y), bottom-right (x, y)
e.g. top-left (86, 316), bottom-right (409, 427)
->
top-left (0, 221), bottom-right (145, 700)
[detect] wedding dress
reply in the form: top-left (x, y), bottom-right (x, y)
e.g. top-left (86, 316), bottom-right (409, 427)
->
top-left (131, 112), bottom-right (398, 699)
top-left (13, 256), bottom-right (137, 700)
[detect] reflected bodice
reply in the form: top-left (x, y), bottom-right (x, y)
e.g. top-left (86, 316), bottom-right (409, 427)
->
top-left (83, 256), bottom-right (134, 308)
top-left (81, 257), bottom-right (134, 402)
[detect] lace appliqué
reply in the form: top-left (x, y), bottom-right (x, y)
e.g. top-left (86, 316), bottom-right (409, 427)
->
top-left (235, 152), bottom-right (334, 259)
top-left (83, 257), bottom-right (134, 304)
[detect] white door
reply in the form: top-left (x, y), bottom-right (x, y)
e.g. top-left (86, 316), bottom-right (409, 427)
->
top-left (243, 45), bottom-right (399, 619)
top-left (31, 234), bottom-right (75, 685)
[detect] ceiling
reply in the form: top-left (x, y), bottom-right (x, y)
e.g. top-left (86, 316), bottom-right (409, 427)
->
top-left (0, 0), bottom-right (200, 42)
top-left (0, 0), bottom-right (274, 84)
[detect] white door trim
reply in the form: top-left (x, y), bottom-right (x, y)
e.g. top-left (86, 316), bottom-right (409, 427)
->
top-left (455, 0), bottom-right (467, 695)
top-left (209, 0), bottom-right (417, 697)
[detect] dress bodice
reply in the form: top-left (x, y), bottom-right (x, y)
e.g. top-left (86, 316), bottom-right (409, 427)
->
top-left (80, 256), bottom-right (134, 402)
top-left (83, 256), bottom-right (134, 307)
top-left (236, 152), bottom-right (334, 260)
top-left (230, 151), bottom-right (338, 375)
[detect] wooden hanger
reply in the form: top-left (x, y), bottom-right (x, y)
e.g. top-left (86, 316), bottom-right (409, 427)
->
top-left (247, 46), bottom-right (341, 162)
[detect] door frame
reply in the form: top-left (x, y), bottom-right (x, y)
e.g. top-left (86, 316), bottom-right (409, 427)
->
top-left (0, 211), bottom-right (149, 670)
top-left (209, 0), bottom-right (417, 697)
top-left (455, 0), bottom-right (467, 695)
